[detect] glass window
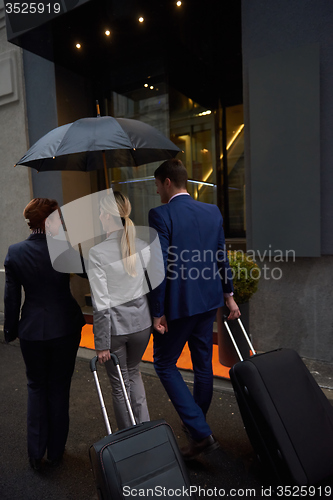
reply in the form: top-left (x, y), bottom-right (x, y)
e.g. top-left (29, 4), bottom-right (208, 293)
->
top-left (170, 88), bottom-right (216, 205)
top-left (102, 84), bottom-right (170, 227)
top-left (217, 104), bottom-right (245, 238)
top-left (226, 104), bottom-right (245, 236)
top-left (93, 87), bottom-right (244, 237)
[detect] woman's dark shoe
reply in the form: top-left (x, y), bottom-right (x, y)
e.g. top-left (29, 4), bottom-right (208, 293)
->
top-left (181, 434), bottom-right (220, 461)
top-left (29, 458), bottom-right (42, 471)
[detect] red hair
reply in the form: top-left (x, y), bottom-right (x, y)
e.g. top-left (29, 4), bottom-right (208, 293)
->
top-left (23, 198), bottom-right (59, 230)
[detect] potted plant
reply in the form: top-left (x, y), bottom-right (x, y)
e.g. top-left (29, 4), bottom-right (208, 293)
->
top-left (227, 250), bottom-right (260, 304)
top-left (217, 251), bottom-right (260, 368)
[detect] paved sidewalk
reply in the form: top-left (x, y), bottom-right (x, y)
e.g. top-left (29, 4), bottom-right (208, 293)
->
top-left (1, 311), bottom-right (333, 397)
top-left (1, 320), bottom-right (333, 499)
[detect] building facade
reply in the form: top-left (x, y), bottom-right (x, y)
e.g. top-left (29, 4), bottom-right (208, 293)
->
top-left (1, 0), bottom-right (332, 363)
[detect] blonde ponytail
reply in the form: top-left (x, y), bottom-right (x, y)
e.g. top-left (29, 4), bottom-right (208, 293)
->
top-left (121, 215), bottom-right (137, 277)
top-left (100, 191), bottom-right (137, 277)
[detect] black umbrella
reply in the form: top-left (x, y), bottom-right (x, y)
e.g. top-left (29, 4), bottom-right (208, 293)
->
top-left (15, 115), bottom-right (181, 188)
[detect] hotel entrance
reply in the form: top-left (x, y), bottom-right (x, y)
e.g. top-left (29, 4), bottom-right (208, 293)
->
top-left (4, 0), bottom-right (245, 374)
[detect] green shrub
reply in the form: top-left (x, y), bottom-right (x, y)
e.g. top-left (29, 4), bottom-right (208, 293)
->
top-left (227, 251), bottom-right (260, 304)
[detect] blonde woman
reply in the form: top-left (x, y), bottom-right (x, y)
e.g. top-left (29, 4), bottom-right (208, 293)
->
top-left (88, 191), bottom-right (151, 429)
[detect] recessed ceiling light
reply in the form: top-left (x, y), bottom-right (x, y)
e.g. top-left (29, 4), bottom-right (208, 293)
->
top-left (150, 85), bottom-right (154, 90)
top-left (105, 30), bottom-right (111, 36)
top-left (144, 83), bottom-right (149, 87)
top-left (138, 16), bottom-right (144, 23)
top-left (176, 1), bottom-right (182, 6)
top-left (75, 43), bottom-right (81, 49)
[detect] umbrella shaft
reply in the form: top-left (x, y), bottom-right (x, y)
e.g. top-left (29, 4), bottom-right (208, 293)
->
top-left (102, 152), bottom-right (110, 190)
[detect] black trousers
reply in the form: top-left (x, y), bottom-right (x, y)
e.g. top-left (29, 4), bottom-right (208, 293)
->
top-left (20, 331), bottom-right (81, 460)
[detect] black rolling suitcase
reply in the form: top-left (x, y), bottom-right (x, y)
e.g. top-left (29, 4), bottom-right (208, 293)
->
top-left (89, 354), bottom-right (195, 499)
top-left (224, 317), bottom-right (333, 486)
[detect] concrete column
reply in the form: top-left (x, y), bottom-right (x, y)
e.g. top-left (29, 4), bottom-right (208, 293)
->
top-left (0, 5), bottom-right (31, 308)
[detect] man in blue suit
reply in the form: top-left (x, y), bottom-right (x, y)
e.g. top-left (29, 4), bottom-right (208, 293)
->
top-left (149, 159), bottom-right (240, 460)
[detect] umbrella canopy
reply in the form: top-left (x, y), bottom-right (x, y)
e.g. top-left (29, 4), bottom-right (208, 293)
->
top-left (15, 116), bottom-right (181, 172)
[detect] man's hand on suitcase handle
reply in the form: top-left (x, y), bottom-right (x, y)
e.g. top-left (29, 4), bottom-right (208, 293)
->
top-left (96, 349), bottom-right (111, 364)
top-left (224, 296), bottom-right (241, 320)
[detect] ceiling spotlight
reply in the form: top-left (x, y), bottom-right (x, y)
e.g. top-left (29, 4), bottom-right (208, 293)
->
top-left (75, 43), bottom-right (81, 49)
top-left (144, 83), bottom-right (149, 87)
top-left (138, 16), bottom-right (144, 23)
top-left (105, 30), bottom-right (111, 36)
top-left (150, 85), bottom-right (154, 90)
top-left (176, 1), bottom-right (182, 6)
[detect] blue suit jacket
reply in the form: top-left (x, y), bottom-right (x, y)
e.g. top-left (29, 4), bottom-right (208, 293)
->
top-left (4, 233), bottom-right (85, 341)
top-left (148, 195), bottom-right (234, 321)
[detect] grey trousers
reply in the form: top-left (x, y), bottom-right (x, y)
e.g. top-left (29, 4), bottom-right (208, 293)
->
top-left (104, 326), bottom-right (151, 430)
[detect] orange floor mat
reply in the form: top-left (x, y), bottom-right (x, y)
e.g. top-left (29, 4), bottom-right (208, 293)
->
top-left (80, 324), bottom-right (95, 349)
top-left (80, 324), bottom-right (231, 379)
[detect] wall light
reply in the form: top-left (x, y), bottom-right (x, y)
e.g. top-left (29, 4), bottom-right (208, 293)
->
top-left (197, 110), bottom-right (212, 117)
top-left (188, 178), bottom-right (215, 187)
top-left (220, 124), bottom-right (244, 159)
top-left (115, 176), bottom-right (155, 185)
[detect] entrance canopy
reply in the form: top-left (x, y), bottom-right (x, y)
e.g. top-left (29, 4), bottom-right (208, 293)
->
top-left (5, 0), bottom-right (242, 109)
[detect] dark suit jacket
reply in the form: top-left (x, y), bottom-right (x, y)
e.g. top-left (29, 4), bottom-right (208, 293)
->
top-left (4, 233), bottom-right (85, 341)
top-left (148, 194), bottom-right (234, 321)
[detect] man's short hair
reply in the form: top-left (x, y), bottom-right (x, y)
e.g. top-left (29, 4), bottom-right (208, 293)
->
top-left (154, 159), bottom-right (188, 188)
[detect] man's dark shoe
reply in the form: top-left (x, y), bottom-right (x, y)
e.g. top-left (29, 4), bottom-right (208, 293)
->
top-left (46, 455), bottom-right (63, 467)
top-left (29, 458), bottom-right (42, 471)
top-left (181, 434), bottom-right (220, 461)
top-left (181, 422), bottom-right (191, 439)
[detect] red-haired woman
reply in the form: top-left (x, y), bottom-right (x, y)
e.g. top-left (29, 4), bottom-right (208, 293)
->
top-left (4, 198), bottom-right (85, 471)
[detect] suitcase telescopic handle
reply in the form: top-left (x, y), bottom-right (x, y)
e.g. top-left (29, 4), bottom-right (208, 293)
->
top-left (90, 353), bottom-right (136, 435)
top-left (90, 352), bottom-right (120, 372)
top-left (223, 314), bottom-right (256, 361)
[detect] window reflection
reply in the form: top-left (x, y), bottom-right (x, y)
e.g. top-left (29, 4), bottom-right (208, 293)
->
top-left (226, 104), bottom-right (245, 236)
top-left (170, 88), bottom-right (216, 205)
